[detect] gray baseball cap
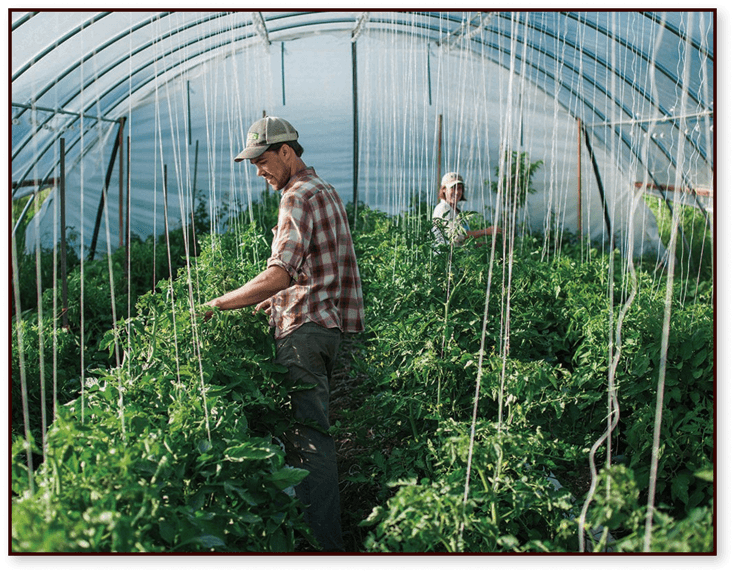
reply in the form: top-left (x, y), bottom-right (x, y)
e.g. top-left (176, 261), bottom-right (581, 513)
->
top-left (234, 116), bottom-right (299, 161)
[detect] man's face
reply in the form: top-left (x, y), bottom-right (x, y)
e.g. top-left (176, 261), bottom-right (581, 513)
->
top-left (445, 183), bottom-right (464, 208)
top-left (250, 148), bottom-right (290, 191)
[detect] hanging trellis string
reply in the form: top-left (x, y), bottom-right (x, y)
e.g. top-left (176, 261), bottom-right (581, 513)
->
top-left (460, 203), bottom-right (503, 543)
top-left (29, 105), bottom-right (50, 459)
top-left (11, 234), bottom-right (35, 493)
top-left (577, 209), bottom-right (640, 552)
top-left (153, 15), bottom-right (216, 435)
top-left (643, 11), bottom-right (697, 550)
top-left (99, 130), bottom-right (126, 440)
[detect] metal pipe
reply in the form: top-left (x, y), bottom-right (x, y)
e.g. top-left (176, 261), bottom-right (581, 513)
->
top-left (12, 177), bottom-right (59, 191)
top-left (125, 135), bottom-right (131, 283)
top-left (118, 117), bottom-right (124, 248)
top-left (192, 139), bottom-right (199, 199)
top-left (89, 116), bottom-right (127, 260)
top-left (11, 101), bottom-right (118, 124)
top-left (427, 42), bottom-right (432, 106)
top-left (60, 138), bottom-right (68, 329)
top-left (352, 40), bottom-right (359, 227)
top-left (190, 140), bottom-right (200, 258)
top-left (251, 12), bottom-right (271, 46)
top-left (11, 178), bottom-right (57, 235)
top-left (281, 42), bottom-right (286, 106)
top-left (581, 124), bottom-right (612, 247)
top-left (187, 80), bottom-right (192, 146)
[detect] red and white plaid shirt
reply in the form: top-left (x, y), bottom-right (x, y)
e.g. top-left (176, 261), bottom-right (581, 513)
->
top-left (266, 167), bottom-right (365, 339)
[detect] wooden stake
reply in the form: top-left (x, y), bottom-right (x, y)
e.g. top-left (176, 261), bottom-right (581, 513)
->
top-left (577, 118), bottom-right (582, 240)
top-left (437, 114), bottom-right (443, 196)
top-left (352, 40), bottom-right (359, 227)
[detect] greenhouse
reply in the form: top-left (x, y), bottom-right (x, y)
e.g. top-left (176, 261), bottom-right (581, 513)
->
top-left (10, 10), bottom-right (715, 554)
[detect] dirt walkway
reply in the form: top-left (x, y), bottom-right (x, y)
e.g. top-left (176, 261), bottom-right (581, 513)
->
top-left (330, 335), bottom-right (378, 553)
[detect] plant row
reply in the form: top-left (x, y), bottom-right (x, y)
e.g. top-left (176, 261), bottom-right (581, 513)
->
top-left (11, 203), bottom-right (714, 552)
top-left (337, 207), bottom-right (713, 552)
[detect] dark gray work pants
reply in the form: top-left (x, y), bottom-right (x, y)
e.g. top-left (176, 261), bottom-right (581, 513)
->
top-left (274, 321), bottom-right (344, 552)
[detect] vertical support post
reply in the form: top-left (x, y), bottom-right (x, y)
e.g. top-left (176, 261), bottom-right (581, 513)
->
top-left (89, 116), bottom-right (127, 260)
top-left (436, 114), bottom-right (443, 195)
top-left (427, 42), bottom-right (432, 106)
top-left (577, 118), bottom-right (582, 240)
top-left (118, 119), bottom-right (124, 248)
top-left (520, 112), bottom-right (524, 148)
top-left (581, 123), bottom-right (612, 248)
top-left (163, 164), bottom-right (172, 276)
top-left (263, 110), bottom-right (268, 195)
top-left (187, 80), bottom-right (192, 146)
top-left (126, 136), bottom-right (131, 249)
top-left (125, 136), bottom-right (131, 320)
top-left (352, 39), bottom-right (359, 227)
top-left (191, 139), bottom-right (200, 258)
top-left (281, 42), bottom-right (286, 106)
top-left (60, 138), bottom-right (68, 329)
top-left (125, 136), bottom-right (131, 279)
top-left (192, 140), bottom-right (199, 196)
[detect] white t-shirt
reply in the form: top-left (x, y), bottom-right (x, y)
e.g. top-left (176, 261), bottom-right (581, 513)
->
top-left (432, 199), bottom-right (469, 245)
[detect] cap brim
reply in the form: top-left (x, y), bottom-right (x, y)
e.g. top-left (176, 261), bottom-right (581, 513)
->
top-left (234, 145), bottom-right (268, 162)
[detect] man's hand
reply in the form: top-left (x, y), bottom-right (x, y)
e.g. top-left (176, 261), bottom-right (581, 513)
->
top-left (254, 298), bottom-right (273, 316)
top-left (201, 299), bottom-right (218, 322)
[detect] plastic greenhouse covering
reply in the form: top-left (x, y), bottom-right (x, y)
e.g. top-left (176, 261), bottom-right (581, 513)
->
top-left (10, 10), bottom-right (714, 259)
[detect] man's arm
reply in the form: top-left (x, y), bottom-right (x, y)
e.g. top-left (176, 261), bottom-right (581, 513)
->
top-left (205, 265), bottom-right (291, 311)
top-left (466, 226), bottom-right (502, 239)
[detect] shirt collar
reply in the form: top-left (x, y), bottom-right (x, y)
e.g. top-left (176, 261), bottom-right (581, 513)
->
top-left (287, 166), bottom-right (315, 186)
top-left (440, 198), bottom-right (460, 211)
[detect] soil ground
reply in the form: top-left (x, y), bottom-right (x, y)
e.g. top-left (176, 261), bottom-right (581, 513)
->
top-left (330, 335), bottom-right (377, 553)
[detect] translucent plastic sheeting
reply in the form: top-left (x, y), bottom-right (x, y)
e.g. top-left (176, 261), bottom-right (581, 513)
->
top-left (11, 11), bottom-right (714, 256)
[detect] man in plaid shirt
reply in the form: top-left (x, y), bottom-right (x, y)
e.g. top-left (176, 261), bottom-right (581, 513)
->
top-left (205, 117), bottom-right (364, 552)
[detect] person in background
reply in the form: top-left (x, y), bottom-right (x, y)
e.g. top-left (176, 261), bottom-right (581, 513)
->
top-left (204, 116), bottom-right (364, 552)
top-left (432, 172), bottom-right (501, 246)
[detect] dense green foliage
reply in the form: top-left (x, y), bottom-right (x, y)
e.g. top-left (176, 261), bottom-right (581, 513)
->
top-left (12, 224), bottom-right (312, 552)
top-left (11, 227), bottom-right (198, 447)
top-left (11, 198), bottom-right (714, 553)
top-left (343, 208), bottom-right (713, 552)
top-left (644, 197), bottom-right (713, 289)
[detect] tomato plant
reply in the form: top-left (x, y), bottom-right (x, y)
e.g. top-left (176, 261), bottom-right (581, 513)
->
top-left (11, 199), bottom-right (714, 553)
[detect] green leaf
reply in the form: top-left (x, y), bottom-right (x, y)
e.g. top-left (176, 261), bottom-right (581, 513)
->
top-left (268, 527), bottom-right (290, 552)
top-left (159, 519), bottom-right (176, 545)
top-left (222, 481), bottom-right (259, 505)
top-left (667, 386), bottom-right (681, 404)
top-left (692, 348), bottom-right (709, 368)
top-left (224, 441), bottom-right (278, 462)
top-left (671, 473), bottom-right (691, 505)
top-left (266, 466), bottom-right (309, 490)
top-left (694, 468), bottom-right (714, 483)
top-left (681, 340), bottom-right (693, 360)
top-left (260, 362), bottom-right (289, 374)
